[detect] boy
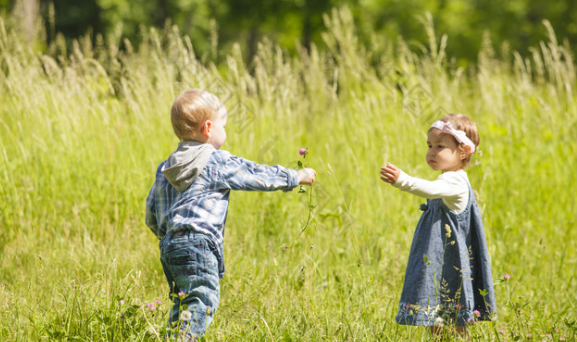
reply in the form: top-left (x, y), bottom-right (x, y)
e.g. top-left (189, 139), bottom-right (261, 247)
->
top-left (145, 88), bottom-right (316, 340)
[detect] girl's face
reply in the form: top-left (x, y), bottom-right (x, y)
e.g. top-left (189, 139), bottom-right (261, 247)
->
top-left (426, 128), bottom-right (466, 172)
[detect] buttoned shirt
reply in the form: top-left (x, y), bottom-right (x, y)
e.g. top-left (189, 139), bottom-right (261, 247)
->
top-left (146, 149), bottom-right (299, 277)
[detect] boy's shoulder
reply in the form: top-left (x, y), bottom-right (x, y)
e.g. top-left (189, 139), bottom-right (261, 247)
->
top-left (208, 149), bottom-right (233, 164)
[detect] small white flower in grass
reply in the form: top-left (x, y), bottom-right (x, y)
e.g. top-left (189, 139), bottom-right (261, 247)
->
top-left (434, 317), bottom-right (444, 327)
top-left (176, 333), bottom-right (198, 342)
top-left (180, 310), bottom-right (192, 321)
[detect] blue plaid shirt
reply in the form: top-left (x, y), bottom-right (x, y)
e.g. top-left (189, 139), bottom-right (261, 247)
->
top-left (145, 149), bottom-right (299, 277)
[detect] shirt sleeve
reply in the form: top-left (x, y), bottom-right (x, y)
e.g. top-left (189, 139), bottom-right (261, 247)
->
top-left (393, 171), bottom-right (466, 198)
top-left (217, 153), bottom-right (299, 192)
top-left (145, 182), bottom-right (160, 238)
top-left (393, 170), bottom-right (469, 212)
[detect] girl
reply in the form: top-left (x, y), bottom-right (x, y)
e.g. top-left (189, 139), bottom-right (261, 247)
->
top-left (380, 114), bottom-right (496, 338)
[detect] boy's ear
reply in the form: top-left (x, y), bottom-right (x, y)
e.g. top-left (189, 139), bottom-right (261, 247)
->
top-left (201, 120), bottom-right (212, 138)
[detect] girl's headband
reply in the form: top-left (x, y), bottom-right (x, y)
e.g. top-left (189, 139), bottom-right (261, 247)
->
top-left (430, 121), bottom-right (476, 153)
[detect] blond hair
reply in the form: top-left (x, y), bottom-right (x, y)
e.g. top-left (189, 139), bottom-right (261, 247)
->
top-left (435, 113), bottom-right (480, 167)
top-left (171, 89), bottom-right (223, 141)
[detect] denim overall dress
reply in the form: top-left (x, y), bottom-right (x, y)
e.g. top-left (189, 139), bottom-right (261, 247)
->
top-left (395, 179), bottom-right (497, 326)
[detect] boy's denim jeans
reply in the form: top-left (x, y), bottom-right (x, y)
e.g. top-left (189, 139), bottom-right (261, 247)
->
top-left (160, 231), bottom-right (220, 340)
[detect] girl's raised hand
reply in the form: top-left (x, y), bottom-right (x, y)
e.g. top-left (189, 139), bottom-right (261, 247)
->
top-left (380, 163), bottom-right (400, 185)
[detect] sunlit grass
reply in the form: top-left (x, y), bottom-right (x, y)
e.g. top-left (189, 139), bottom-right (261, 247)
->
top-left (1, 7), bottom-right (576, 341)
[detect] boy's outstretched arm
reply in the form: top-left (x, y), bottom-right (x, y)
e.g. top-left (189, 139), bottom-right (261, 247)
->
top-left (217, 153), bottom-right (315, 191)
top-left (298, 168), bottom-right (316, 186)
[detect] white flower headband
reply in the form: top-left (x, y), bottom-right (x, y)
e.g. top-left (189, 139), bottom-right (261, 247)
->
top-left (430, 120), bottom-right (476, 153)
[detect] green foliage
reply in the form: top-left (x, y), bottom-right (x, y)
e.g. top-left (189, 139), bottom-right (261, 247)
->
top-left (3, 0), bottom-right (577, 64)
top-left (1, 7), bottom-right (577, 341)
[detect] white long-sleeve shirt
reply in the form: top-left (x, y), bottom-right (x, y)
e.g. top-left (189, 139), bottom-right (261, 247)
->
top-left (393, 170), bottom-right (470, 214)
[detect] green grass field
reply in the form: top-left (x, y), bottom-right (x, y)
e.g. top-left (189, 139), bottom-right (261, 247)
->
top-left (1, 8), bottom-right (576, 341)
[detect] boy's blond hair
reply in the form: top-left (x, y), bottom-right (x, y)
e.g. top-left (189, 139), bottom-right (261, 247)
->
top-left (438, 113), bottom-right (480, 167)
top-left (171, 89), bottom-right (223, 141)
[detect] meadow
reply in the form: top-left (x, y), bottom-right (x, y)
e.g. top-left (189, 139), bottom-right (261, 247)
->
top-left (1, 8), bottom-right (576, 341)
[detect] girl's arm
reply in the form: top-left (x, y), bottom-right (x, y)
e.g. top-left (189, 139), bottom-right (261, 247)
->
top-left (381, 163), bottom-right (466, 199)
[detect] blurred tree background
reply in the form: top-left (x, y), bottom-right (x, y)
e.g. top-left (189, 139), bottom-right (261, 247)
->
top-left (1, 0), bottom-right (576, 65)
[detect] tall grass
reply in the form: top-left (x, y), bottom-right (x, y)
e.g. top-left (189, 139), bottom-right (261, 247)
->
top-left (1, 7), bottom-right (576, 341)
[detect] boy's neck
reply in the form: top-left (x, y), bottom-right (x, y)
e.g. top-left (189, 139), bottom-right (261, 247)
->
top-left (180, 139), bottom-right (208, 144)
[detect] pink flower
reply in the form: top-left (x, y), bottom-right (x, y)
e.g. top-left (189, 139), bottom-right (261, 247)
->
top-left (156, 300), bottom-right (162, 305)
top-left (299, 148), bottom-right (307, 156)
top-left (119, 300), bottom-right (125, 305)
top-left (473, 310), bottom-right (481, 317)
top-left (504, 273), bottom-right (511, 281)
top-left (526, 334), bottom-right (532, 338)
top-left (545, 334), bottom-right (552, 338)
top-left (178, 291), bottom-right (185, 297)
top-left (560, 337), bottom-right (566, 341)
top-left (467, 318), bottom-right (475, 324)
top-left (499, 329), bottom-right (505, 334)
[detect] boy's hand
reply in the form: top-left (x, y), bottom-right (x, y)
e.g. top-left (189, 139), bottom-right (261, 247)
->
top-left (298, 168), bottom-right (316, 186)
top-left (380, 163), bottom-right (400, 184)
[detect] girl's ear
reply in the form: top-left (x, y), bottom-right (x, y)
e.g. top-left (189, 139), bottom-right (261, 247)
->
top-left (201, 120), bottom-right (212, 138)
top-left (460, 145), bottom-right (472, 160)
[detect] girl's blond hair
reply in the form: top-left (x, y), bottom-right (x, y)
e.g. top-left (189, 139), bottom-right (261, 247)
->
top-left (171, 89), bottom-right (223, 141)
top-left (437, 113), bottom-right (480, 167)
